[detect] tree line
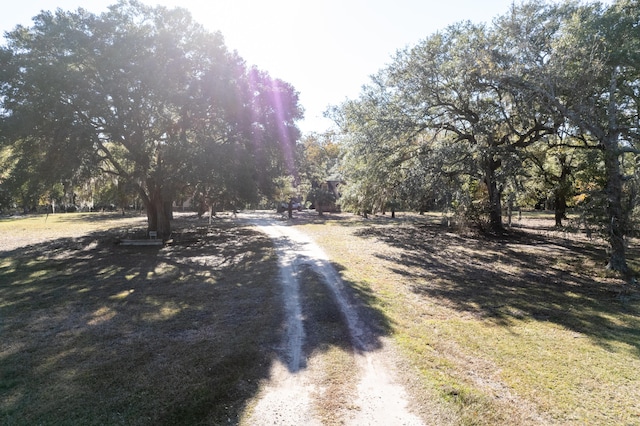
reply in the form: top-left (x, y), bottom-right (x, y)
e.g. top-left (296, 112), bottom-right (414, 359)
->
top-left (0, 0), bottom-right (302, 236)
top-left (328, 0), bottom-right (639, 274)
top-left (1, 0), bottom-right (638, 274)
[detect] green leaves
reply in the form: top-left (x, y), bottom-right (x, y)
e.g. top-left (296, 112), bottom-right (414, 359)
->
top-left (331, 0), bottom-right (639, 268)
top-left (0, 1), bottom-right (302, 228)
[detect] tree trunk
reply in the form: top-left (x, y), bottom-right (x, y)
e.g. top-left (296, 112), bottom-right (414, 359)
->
top-left (506, 192), bottom-right (515, 227)
top-left (554, 156), bottom-right (571, 227)
top-left (485, 163), bottom-right (503, 233)
top-left (146, 188), bottom-right (171, 239)
top-left (601, 68), bottom-right (628, 275)
top-left (603, 140), bottom-right (628, 274)
top-left (146, 200), bottom-right (157, 232)
top-left (554, 193), bottom-right (567, 228)
top-left (164, 201), bottom-right (173, 221)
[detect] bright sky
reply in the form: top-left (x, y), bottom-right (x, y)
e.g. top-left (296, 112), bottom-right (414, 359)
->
top-left (1, 0), bottom-right (521, 134)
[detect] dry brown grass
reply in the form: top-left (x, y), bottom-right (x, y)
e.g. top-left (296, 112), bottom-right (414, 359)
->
top-left (297, 266), bottom-right (359, 424)
top-left (296, 210), bottom-right (640, 425)
top-left (0, 212), bottom-right (283, 425)
top-left (3, 210), bottom-right (639, 425)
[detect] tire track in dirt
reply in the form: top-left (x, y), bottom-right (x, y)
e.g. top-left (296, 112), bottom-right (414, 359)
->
top-left (242, 213), bottom-right (424, 425)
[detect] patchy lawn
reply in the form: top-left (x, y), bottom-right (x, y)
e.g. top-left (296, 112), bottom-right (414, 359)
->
top-left (297, 211), bottom-right (640, 425)
top-left (0, 212), bottom-right (283, 425)
top-left (2, 210), bottom-right (639, 425)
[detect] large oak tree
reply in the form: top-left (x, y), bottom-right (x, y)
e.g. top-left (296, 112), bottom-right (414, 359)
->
top-left (0, 0), bottom-right (302, 236)
top-left (331, 0), bottom-right (638, 272)
top-left (332, 17), bottom-right (559, 233)
top-left (506, 0), bottom-right (640, 272)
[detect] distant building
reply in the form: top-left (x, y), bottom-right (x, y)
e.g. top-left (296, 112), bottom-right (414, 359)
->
top-left (315, 174), bottom-right (344, 213)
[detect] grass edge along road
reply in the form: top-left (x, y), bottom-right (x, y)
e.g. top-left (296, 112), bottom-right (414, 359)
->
top-left (297, 212), bottom-right (640, 425)
top-left (1, 211), bottom-right (639, 425)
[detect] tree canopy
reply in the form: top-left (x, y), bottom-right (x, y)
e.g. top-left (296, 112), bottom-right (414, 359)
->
top-left (0, 0), bottom-right (302, 236)
top-left (330, 0), bottom-right (639, 273)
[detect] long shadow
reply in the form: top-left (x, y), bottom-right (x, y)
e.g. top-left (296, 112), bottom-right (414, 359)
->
top-left (240, 216), bottom-right (393, 373)
top-left (294, 260), bottom-right (394, 384)
top-left (0, 213), bottom-right (396, 425)
top-left (328, 260), bottom-right (394, 347)
top-left (354, 221), bottom-right (640, 357)
top-left (0, 218), bottom-right (282, 425)
top-left (297, 258), bottom-right (393, 360)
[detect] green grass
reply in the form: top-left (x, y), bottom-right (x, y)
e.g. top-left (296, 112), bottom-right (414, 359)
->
top-left (0, 213), bottom-right (283, 425)
top-left (3, 210), bottom-right (639, 425)
top-left (298, 212), bottom-right (640, 425)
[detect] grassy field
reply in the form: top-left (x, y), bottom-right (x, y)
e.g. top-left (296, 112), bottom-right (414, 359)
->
top-left (1, 211), bottom-right (639, 425)
top-left (299, 211), bottom-right (640, 425)
top-left (0, 212), bottom-right (284, 425)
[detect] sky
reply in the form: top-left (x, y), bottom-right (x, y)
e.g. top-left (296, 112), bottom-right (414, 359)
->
top-left (1, 0), bottom-right (521, 134)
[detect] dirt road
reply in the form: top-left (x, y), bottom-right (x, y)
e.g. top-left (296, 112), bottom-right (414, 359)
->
top-left (241, 212), bottom-right (424, 425)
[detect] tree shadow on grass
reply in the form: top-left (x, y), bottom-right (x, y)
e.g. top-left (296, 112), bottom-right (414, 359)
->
top-left (0, 213), bottom-right (397, 425)
top-left (297, 260), bottom-right (393, 361)
top-left (245, 221), bottom-right (394, 372)
top-left (0, 219), bottom-right (284, 425)
top-left (354, 222), bottom-right (640, 357)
